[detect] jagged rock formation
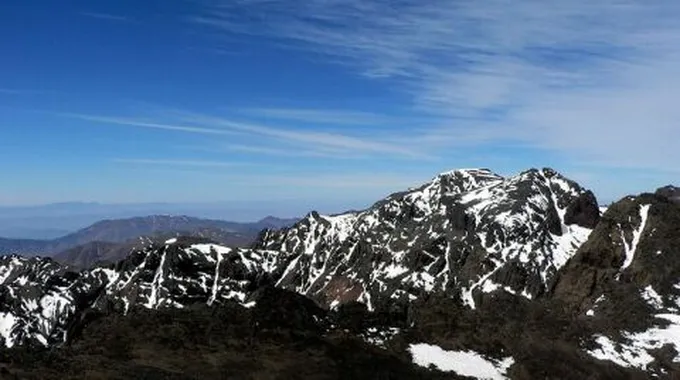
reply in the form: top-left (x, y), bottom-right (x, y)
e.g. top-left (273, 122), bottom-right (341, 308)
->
top-left (257, 168), bottom-right (597, 310)
top-left (0, 236), bottom-right (288, 347)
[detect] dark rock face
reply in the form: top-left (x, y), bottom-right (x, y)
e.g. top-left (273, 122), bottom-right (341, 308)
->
top-left (656, 185), bottom-right (680, 203)
top-left (564, 190), bottom-right (600, 228)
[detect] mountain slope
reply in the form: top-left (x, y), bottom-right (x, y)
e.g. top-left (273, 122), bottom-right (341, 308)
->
top-left (552, 192), bottom-right (680, 374)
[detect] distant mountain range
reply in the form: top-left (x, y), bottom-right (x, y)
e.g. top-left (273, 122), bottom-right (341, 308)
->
top-left (0, 215), bottom-right (298, 266)
top-left (0, 201), bottom-right (341, 239)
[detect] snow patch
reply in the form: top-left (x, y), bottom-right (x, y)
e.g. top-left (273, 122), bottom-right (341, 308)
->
top-left (641, 286), bottom-right (663, 309)
top-left (481, 280), bottom-right (501, 293)
top-left (587, 314), bottom-right (680, 370)
top-left (382, 263), bottom-right (410, 279)
top-left (409, 343), bottom-right (514, 379)
top-left (0, 312), bottom-right (17, 348)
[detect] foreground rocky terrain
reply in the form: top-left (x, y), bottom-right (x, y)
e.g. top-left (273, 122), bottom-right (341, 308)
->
top-left (0, 168), bottom-right (678, 379)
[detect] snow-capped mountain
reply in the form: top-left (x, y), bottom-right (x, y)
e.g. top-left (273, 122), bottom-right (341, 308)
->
top-left (257, 167), bottom-right (598, 310)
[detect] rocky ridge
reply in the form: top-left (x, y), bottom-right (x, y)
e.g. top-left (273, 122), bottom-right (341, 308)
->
top-left (257, 167), bottom-right (598, 310)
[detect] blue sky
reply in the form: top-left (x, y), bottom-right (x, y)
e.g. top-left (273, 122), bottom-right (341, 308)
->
top-left (1, 1), bottom-right (679, 215)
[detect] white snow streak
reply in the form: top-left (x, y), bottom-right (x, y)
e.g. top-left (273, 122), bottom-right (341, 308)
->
top-left (641, 285), bottom-right (663, 310)
top-left (0, 312), bottom-right (17, 348)
top-left (208, 248), bottom-right (223, 306)
top-left (620, 204), bottom-right (651, 272)
top-left (144, 251), bottom-right (167, 309)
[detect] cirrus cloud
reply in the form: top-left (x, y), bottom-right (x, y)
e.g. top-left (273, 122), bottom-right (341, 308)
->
top-left (192, 0), bottom-right (680, 172)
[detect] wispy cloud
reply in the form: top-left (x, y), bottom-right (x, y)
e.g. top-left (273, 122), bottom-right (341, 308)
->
top-left (176, 112), bottom-right (428, 158)
top-left (239, 107), bottom-right (394, 125)
top-left (192, 0), bottom-right (680, 171)
top-left (80, 12), bottom-right (131, 22)
top-left (113, 158), bottom-right (246, 168)
top-left (66, 111), bottom-right (430, 159)
top-left (63, 113), bottom-right (240, 136)
top-left (224, 144), bottom-right (365, 159)
top-left (182, 142), bottom-right (362, 159)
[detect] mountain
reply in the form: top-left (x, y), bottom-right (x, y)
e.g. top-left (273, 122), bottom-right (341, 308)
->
top-left (0, 167), bottom-right (677, 379)
top-left (255, 167), bottom-right (598, 310)
top-left (0, 215), bottom-right (298, 258)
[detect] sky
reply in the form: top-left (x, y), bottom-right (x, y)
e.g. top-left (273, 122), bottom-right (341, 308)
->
top-left (1, 0), bottom-right (679, 216)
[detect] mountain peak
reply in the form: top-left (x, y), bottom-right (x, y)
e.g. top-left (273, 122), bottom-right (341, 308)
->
top-left (514, 166), bottom-right (564, 178)
top-left (656, 184), bottom-right (680, 202)
top-left (423, 167), bottom-right (504, 197)
top-left (436, 167), bottom-right (496, 177)
top-left (435, 168), bottom-right (503, 184)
